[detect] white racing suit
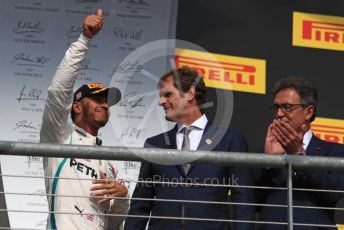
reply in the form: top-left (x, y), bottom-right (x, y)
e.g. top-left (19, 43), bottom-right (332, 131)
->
top-left (40, 34), bottom-right (129, 230)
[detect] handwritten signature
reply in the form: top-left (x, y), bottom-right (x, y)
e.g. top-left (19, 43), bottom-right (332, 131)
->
top-left (26, 156), bottom-right (43, 168)
top-left (16, 86), bottom-right (44, 103)
top-left (35, 218), bottom-right (48, 228)
top-left (124, 161), bottom-right (140, 169)
top-left (118, 0), bottom-right (149, 8)
top-left (33, 189), bottom-right (46, 196)
top-left (66, 25), bottom-right (83, 39)
top-left (120, 127), bottom-right (145, 141)
top-left (80, 58), bottom-right (100, 71)
top-left (13, 21), bottom-right (45, 34)
top-left (119, 92), bottom-right (145, 108)
top-left (12, 120), bottom-right (38, 131)
top-left (123, 161), bottom-right (141, 174)
top-left (11, 53), bottom-right (50, 67)
top-left (75, 0), bottom-right (102, 3)
top-left (113, 27), bottom-right (143, 41)
top-left (112, 61), bottom-right (143, 73)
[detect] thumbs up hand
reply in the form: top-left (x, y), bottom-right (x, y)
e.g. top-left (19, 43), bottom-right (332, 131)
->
top-left (83, 9), bottom-right (103, 39)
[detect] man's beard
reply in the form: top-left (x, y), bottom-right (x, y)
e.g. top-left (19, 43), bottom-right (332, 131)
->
top-left (97, 117), bottom-right (109, 128)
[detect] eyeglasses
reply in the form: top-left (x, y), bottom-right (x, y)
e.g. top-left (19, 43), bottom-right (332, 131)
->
top-left (269, 103), bottom-right (305, 114)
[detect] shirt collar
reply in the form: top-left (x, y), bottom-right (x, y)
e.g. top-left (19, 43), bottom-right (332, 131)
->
top-left (73, 124), bottom-right (98, 145)
top-left (303, 129), bottom-right (313, 151)
top-left (177, 114), bottom-right (208, 133)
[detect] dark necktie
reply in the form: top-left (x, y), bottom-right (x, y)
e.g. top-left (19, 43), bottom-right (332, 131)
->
top-left (181, 126), bottom-right (194, 174)
top-left (179, 126), bottom-right (195, 229)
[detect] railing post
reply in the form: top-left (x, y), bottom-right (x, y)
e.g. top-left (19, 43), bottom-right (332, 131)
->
top-left (287, 163), bottom-right (293, 230)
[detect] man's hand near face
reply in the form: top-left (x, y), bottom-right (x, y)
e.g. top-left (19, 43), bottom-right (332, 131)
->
top-left (264, 123), bottom-right (285, 154)
top-left (270, 119), bottom-right (306, 154)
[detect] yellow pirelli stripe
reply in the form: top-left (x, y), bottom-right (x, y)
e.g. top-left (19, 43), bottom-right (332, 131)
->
top-left (337, 224), bottom-right (344, 230)
top-left (293, 11), bottom-right (344, 51)
top-left (175, 48), bottom-right (266, 94)
top-left (311, 117), bottom-right (344, 144)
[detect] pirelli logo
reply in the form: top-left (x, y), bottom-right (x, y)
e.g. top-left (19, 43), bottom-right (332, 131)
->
top-left (175, 48), bottom-right (266, 94)
top-left (293, 12), bottom-right (344, 51)
top-left (311, 117), bottom-right (344, 144)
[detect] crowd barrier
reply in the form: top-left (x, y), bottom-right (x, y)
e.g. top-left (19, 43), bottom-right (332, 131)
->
top-left (0, 141), bottom-right (344, 230)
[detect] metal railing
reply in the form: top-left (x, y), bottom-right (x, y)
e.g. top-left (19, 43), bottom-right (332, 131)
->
top-left (0, 141), bottom-right (344, 230)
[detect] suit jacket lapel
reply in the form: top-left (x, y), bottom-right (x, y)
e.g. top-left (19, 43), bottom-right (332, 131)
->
top-left (164, 125), bottom-right (177, 149)
top-left (306, 134), bottom-right (323, 157)
top-left (197, 122), bottom-right (215, 151)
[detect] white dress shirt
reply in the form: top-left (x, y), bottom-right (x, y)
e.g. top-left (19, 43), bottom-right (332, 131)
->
top-left (303, 129), bottom-right (313, 153)
top-left (176, 114), bottom-right (208, 150)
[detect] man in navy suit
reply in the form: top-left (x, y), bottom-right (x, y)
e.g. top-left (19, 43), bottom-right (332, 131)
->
top-left (124, 66), bottom-right (255, 230)
top-left (257, 76), bottom-right (344, 229)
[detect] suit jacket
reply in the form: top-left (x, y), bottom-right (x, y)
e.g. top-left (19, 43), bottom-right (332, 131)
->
top-left (257, 135), bottom-right (344, 230)
top-left (124, 122), bottom-right (255, 230)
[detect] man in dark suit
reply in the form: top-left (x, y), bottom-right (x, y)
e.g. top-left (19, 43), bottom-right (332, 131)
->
top-left (124, 66), bottom-right (255, 230)
top-left (257, 76), bottom-right (344, 229)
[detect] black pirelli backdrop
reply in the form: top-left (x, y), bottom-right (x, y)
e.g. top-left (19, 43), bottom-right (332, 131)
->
top-left (176, 0), bottom-right (344, 151)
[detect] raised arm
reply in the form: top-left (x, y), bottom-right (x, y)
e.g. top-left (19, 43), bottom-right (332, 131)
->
top-left (40, 10), bottom-right (103, 144)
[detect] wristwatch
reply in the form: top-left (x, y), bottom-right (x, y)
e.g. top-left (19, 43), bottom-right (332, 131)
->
top-left (295, 151), bottom-right (305, 156)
